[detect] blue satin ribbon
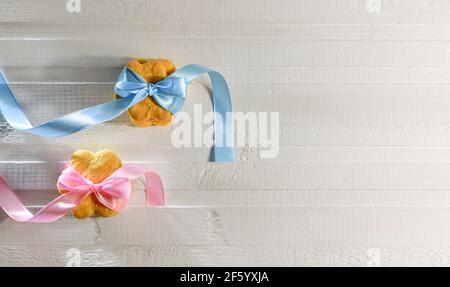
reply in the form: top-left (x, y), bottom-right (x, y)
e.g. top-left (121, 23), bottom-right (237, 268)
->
top-left (0, 64), bottom-right (233, 162)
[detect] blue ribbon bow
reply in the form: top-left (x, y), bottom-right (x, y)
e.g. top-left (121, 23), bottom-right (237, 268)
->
top-left (114, 67), bottom-right (188, 114)
top-left (0, 64), bottom-right (234, 162)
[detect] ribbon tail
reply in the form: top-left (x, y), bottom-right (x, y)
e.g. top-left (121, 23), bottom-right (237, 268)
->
top-left (0, 177), bottom-right (88, 223)
top-left (144, 170), bottom-right (165, 206)
top-left (0, 72), bottom-right (33, 129)
top-left (109, 165), bottom-right (165, 207)
top-left (170, 65), bottom-right (234, 162)
top-left (0, 70), bottom-right (147, 137)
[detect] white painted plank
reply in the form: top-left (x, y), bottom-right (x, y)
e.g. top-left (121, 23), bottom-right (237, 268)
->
top-left (4, 161), bottom-right (450, 190)
top-left (164, 190), bottom-right (450, 208)
top-left (3, 244), bottom-right (450, 267)
top-left (5, 122), bottom-right (450, 150)
top-left (5, 83), bottom-right (450, 125)
top-left (0, 214), bottom-right (99, 245)
top-left (7, 23), bottom-right (450, 41)
top-left (3, 0), bottom-right (450, 24)
top-left (13, 188), bottom-right (450, 208)
top-left (5, 145), bottom-right (450, 164)
top-left (1, 40), bottom-right (450, 67)
top-left (280, 123), bottom-right (450, 146)
top-left (3, 207), bottom-right (450, 250)
top-left (4, 66), bottom-right (450, 84)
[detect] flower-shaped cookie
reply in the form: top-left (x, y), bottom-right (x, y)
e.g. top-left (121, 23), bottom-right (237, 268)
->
top-left (58, 149), bottom-right (122, 219)
top-left (115, 58), bottom-right (176, 127)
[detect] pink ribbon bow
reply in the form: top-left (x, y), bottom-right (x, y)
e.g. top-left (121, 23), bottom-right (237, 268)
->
top-left (0, 164), bottom-right (165, 223)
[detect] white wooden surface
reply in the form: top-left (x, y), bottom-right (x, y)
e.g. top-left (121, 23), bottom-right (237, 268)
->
top-left (2, 0), bottom-right (450, 266)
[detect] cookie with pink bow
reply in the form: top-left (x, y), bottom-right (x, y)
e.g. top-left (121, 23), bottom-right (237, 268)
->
top-left (0, 149), bottom-right (165, 223)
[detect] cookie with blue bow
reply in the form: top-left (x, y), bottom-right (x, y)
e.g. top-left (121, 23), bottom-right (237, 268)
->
top-left (115, 59), bottom-right (176, 127)
top-left (0, 57), bottom-right (234, 162)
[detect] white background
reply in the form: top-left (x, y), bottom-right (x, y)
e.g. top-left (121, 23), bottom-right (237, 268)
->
top-left (1, 0), bottom-right (450, 266)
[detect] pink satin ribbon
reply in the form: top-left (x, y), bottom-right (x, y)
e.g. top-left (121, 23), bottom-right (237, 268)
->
top-left (0, 164), bottom-right (165, 223)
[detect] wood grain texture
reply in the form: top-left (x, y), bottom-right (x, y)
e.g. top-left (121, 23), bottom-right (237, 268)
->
top-left (1, 0), bottom-right (450, 266)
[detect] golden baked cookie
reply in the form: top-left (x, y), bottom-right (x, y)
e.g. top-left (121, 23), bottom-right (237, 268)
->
top-left (115, 58), bottom-right (176, 127)
top-left (58, 149), bottom-right (122, 219)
